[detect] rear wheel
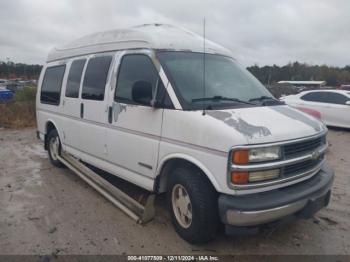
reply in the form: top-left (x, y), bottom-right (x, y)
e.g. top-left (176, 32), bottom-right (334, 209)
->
top-left (47, 129), bottom-right (64, 168)
top-left (167, 166), bottom-right (219, 243)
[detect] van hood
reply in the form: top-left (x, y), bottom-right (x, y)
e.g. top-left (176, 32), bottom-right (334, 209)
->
top-left (162, 105), bottom-right (326, 154)
top-left (206, 105), bottom-right (325, 145)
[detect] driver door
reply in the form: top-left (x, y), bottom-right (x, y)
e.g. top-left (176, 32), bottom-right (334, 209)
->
top-left (106, 51), bottom-right (167, 188)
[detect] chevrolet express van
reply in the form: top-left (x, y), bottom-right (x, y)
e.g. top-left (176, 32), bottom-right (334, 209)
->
top-left (36, 24), bottom-right (334, 243)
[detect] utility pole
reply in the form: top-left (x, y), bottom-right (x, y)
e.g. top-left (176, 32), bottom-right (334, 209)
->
top-left (6, 57), bottom-right (10, 79)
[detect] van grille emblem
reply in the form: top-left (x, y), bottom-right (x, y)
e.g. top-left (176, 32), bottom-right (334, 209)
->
top-left (311, 150), bottom-right (320, 160)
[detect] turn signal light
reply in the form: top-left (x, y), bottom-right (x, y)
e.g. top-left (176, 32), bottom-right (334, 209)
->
top-left (231, 172), bottom-right (249, 184)
top-left (232, 150), bottom-right (249, 164)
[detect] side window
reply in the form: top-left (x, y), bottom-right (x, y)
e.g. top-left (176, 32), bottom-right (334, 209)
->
top-left (301, 92), bottom-right (324, 102)
top-left (66, 59), bottom-right (86, 98)
top-left (82, 56), bottom-right (112, 101)
top-left (40, 65), bottom-right (66, 105)
top-left (322, 92), bottom-right (348, 105)
top-left (115, 54), bottom-right (174, 108)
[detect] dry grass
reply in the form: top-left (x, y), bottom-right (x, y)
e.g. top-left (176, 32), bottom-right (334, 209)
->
top-left (0, 101), bottom-right (36, 128)
top-left (0, 86), bottom-right (37, 129)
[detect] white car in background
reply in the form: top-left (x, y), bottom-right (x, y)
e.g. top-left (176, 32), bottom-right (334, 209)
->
top-left (281, 90), bottom-right (350, 128)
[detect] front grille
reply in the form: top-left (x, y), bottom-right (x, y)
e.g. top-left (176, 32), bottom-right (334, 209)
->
top-left (229, 133), bottom-right (327, 190)
top-left (284, 136), bottom-right (324, 158)
top-left (283, 155), bottom-right (323, 177)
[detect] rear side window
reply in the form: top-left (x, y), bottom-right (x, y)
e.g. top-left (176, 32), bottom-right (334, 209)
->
top-left (322, 92), bottom-right (348, 105)
top-left (302, 92), bottom-right (348, 105)
top-left (82, 56), bottom-right (112, 101)
top-left (66, 59), bottom-right (86, 98)
top-left (40, 65), bottom-right (66, 105)
top-left (301, 92), bottom-right (324, 102)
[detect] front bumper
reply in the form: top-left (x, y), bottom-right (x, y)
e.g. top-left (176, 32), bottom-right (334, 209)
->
top-left (218, 163), bottom-right (334, 231)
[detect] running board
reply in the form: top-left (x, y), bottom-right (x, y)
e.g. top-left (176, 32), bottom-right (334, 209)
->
top-left (57, 152), bottom-right (156, 224)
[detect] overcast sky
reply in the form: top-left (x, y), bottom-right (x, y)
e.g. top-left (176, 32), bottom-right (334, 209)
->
top-left (0, 0), bottom-right (349, 67)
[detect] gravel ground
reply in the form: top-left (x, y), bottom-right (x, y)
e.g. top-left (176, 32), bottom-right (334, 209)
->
top-left (0, 128), bottom-right (349, 255)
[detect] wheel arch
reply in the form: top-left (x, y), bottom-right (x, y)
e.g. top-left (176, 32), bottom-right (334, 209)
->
top-left (154, 154), bottom-right (221, 194)
top-left (44, 119), bottom-right (62, 150)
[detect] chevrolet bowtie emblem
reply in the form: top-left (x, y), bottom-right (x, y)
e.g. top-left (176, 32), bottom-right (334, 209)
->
top-left (311, 150), bottom-right (320, 160)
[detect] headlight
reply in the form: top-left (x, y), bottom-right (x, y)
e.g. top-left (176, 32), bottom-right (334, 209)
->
top-left (248, 146), bottom-right (281, 162)
top-left (232, 146), bottom-right (281, 164)
top-left (230, 146), bottom-right (281, 185)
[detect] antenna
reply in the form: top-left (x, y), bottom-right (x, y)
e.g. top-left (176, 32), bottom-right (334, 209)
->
top-left (202, 17), bottom-right (206, 116)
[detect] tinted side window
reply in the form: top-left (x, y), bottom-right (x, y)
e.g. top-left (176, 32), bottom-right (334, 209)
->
top-left (66, 59), bottom-right (86, 98)
top-left (115, 54), bottom-right (174, 108)
top-left (82, 56), bottom-right (112, 101)
top-left (322, 92), bottom-right (348, 105)
top-left (301, 92), bottom-right (324, 102)
top-left (40, 65), bottom-right (66, 105)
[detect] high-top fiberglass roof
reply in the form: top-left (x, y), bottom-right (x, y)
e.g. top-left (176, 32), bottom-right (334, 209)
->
top-left (47, 24), bottom-right (232, 62)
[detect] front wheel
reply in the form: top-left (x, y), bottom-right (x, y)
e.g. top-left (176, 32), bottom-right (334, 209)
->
top-left (167, 166), bottom-right (219, 243)
top-left (47, 129), bottom-right (64, 168)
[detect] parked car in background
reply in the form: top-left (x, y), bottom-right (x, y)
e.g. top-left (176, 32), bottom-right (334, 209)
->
top-left (281, 90), bottom-right (350, 128)
top-left (338, 85), bottom-right (350, 91)
top-left (0, 79), bottom-right (8, 87)
top-left (0, 87), bottom-right (14, 101)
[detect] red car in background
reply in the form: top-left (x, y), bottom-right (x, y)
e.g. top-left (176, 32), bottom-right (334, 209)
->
top-left (338, 85), bottom-right (350, 91)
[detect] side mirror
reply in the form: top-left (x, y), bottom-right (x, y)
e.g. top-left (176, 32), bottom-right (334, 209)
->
top-left (132, 81), bottom-right (153, 106)
top-left (346, 101), bottom-right (350, 106)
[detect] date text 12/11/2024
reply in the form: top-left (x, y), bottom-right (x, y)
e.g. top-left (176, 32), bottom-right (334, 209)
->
top-left (127, 255), bottom-right (219, 261)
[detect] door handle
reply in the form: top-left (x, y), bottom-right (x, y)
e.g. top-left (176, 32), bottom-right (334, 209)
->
top-left (108, 106), bottom-right (113, 124)
top-left (80, 103), bottom-right (84, 118)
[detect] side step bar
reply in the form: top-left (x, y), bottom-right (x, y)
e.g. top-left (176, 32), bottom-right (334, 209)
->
top-left (57, 152), bottom-right (156, 224)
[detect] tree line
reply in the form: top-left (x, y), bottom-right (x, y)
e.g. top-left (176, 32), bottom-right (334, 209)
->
top-left (247, 62), bottom-right (350, 86)
top-left (0, 61), bottom-right (42, 79)
top-left (1, 60), bottom-right (350, 87)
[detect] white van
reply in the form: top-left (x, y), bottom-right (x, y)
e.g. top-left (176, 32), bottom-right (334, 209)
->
top-left (36, 24), bottom-right (334, 243)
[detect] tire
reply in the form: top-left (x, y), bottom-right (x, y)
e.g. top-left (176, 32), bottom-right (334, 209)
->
top-left (47, 129), bottom-right (64, 168)
top-left (167, 165), bottom-right (219, 243)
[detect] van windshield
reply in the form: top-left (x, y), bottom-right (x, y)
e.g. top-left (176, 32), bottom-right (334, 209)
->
top-left (157, 51), bottom-right (276, 110)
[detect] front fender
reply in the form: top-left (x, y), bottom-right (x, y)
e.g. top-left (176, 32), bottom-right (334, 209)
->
top-left (157, 153), bottom-right (221, 192)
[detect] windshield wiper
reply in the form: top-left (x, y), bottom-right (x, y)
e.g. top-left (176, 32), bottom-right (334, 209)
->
top-left (192, 96), bottom-right (254, 105)
top-left (249, 96), bottom-right (282, 105)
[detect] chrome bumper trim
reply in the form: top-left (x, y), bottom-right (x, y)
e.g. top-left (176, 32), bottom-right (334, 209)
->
top-left (230, 158), bottom-right (325, 190)
top-left (226, 199), bottom-right (308, 226)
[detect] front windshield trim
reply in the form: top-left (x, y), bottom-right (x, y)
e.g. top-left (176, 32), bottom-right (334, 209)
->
top-left (157, 51), bottom-right (274, 111)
